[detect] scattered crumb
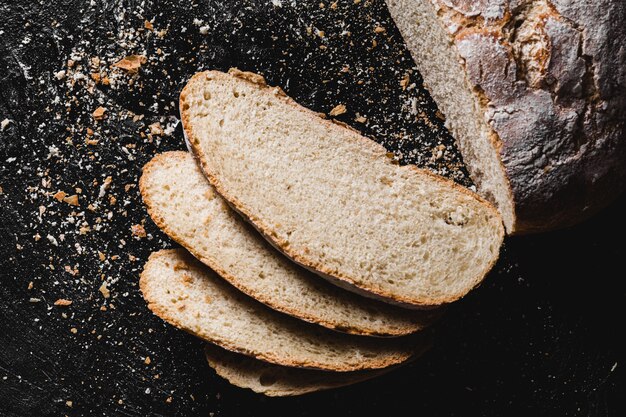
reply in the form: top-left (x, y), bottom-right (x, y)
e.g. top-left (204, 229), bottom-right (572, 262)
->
top-left (53, 190), bottom-right (67, 201)
top-left (54, 298), bottom-right (73, 306)
top-left (111, 55), bottom-right (147, 73)
top-left (131, 224), bottom-right (146, 238)
top-left (63, 194), bottom-right (79, 206)
top-left (329, 104), bottom-right (347, 116)
top-left (400, 73), bottom-right (410, 90)
top-left (92, 106), bottom-right (106, 121)
top-left (99, 282), bottom-right (110, 299)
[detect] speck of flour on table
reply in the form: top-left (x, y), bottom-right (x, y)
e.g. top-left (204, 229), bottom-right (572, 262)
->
top-left (0, 1), bottom-right (471, 415)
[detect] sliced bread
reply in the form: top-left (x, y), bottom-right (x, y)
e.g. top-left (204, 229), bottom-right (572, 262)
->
top-left (203, 343), bottom-right (399, 397)
top-left (180, 69), bottom-right (505, 308)
top-left (140, 249), bottom-right (418, 371)
top-left (384, 0), bottom-right (626, 233)
top-left (140, 151), bottom-right (436, 337)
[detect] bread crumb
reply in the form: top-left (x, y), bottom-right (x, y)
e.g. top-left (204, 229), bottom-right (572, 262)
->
top-left (1, 118), bottom-right (11, 130)
top-left (374, 26), bottom-right (386, 33)
top-left (112, 55), bottom-right (147, 73)
top-left (63, 194), bottom-right (79, 206)
top-left (92, 107), bottom-right (106, 121)
top-left (70, 328), bottom-right (78, 334)
top-left (66, 400), bottom-right (73, 407)
top-left (99, 282), bottom-right (110, 298)
top-left (149, 122), bottom-right (164, 136)
top-left (400, 73), bottom-right (410, 90)
top-left (144, 20), bottom-right (153, 30)
top-left (329, 104), bottom-right (347, 116)
top-left (144, 356), bottom-right (151, 365)
top-left (28, 281), bottom-right (34, 290)
top-left (53, 191), bottom-right (67, 201)
top-left (131, 224), bottom-right (146, 238)
top-left (54, 298), bottom-right (72, 306)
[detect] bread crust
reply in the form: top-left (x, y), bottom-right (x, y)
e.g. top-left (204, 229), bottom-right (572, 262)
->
top-left (140, 249), bottom-right (416, 372)
top-left (388, 0), bottom-right (626, 233)
top-left (140, 151), bottom-right (436, 336)
top-left (203, 340), bottom-right (431, 396)
top-left (180, 69), bottom-right (504, 308)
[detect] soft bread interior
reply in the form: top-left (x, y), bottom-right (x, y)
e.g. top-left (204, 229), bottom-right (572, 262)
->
top-left (386, 0), bottom-right (515, 232)
top-left (140, 151), bottom-right (436, 337)
top-left (140, 249), bottom-right (416, 371)
top-left (181, 70), bottom-right (504, 307)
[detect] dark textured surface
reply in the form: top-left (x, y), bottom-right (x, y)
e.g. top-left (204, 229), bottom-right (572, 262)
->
top-left (0, 1), bottom-right (623, 416)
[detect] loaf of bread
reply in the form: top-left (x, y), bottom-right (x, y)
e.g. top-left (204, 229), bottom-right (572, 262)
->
top-left (385, 0), bottom-right (626, 234)
top-left (140, 249), bottom-right (419, 372)
top-left (180, 69), bottom-right (504, 308)
top-left (140, 151), bottom-right (436, 337)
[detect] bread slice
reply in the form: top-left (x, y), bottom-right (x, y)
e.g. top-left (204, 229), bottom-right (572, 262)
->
top-left (140, 249), bottom-right (418, 371)
top-left (180, 69), bottom-right (504, 308)
top-left (140, 151), bottom-right (436, 337)
top-left (203, 343), bottom-right (400, 397)
top-left (385, 0), bottom-right (626, 234)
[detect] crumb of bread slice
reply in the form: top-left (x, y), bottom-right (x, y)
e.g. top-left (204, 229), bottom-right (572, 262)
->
top-left (140, 249), bottom-right (419, 371)
top-left (140, 151), bottom-right (438, 337)
top-left (180, 69), bottom-right (504, 308)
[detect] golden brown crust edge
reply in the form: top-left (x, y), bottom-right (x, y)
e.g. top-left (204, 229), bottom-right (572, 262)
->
top-left (139, 249), bottom-right (413, 372)
top-left (180, 69), bottom-right (504, 308)
top-left (139, 152), bottom-right (431, 336)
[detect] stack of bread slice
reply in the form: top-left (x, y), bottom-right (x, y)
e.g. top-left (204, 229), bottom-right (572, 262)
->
top-left (139, 69), bottom-right (504, 396)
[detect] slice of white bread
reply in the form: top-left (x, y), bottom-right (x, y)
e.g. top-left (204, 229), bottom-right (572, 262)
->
top-left (140, 249), bottom-right (418, 371)
top-left (180, 69), bottom-right (505, 308)
top-left (203, 344), bottom-right (395, 397)
top-left (140, 151), bottom-right (436, 337)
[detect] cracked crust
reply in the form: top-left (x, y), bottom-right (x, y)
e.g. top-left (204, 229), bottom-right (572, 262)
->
top-left (389, 0), bottom-right (626, 233)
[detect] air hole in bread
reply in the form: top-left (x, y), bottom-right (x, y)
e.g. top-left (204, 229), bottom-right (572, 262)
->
top-left (259, 371), bottom-right (279, 386)
top-left (203, 91), bottom-right (211, 100)
top-left (182, 102), bottom-right (189, 111)
top-left (219, 119), bottom-right (224, 127)
top-left (233, 90), bottom-right (240, 98)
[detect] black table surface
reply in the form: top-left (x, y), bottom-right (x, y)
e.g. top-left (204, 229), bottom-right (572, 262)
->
top-left (0, 1), bottom-right (623, 416)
